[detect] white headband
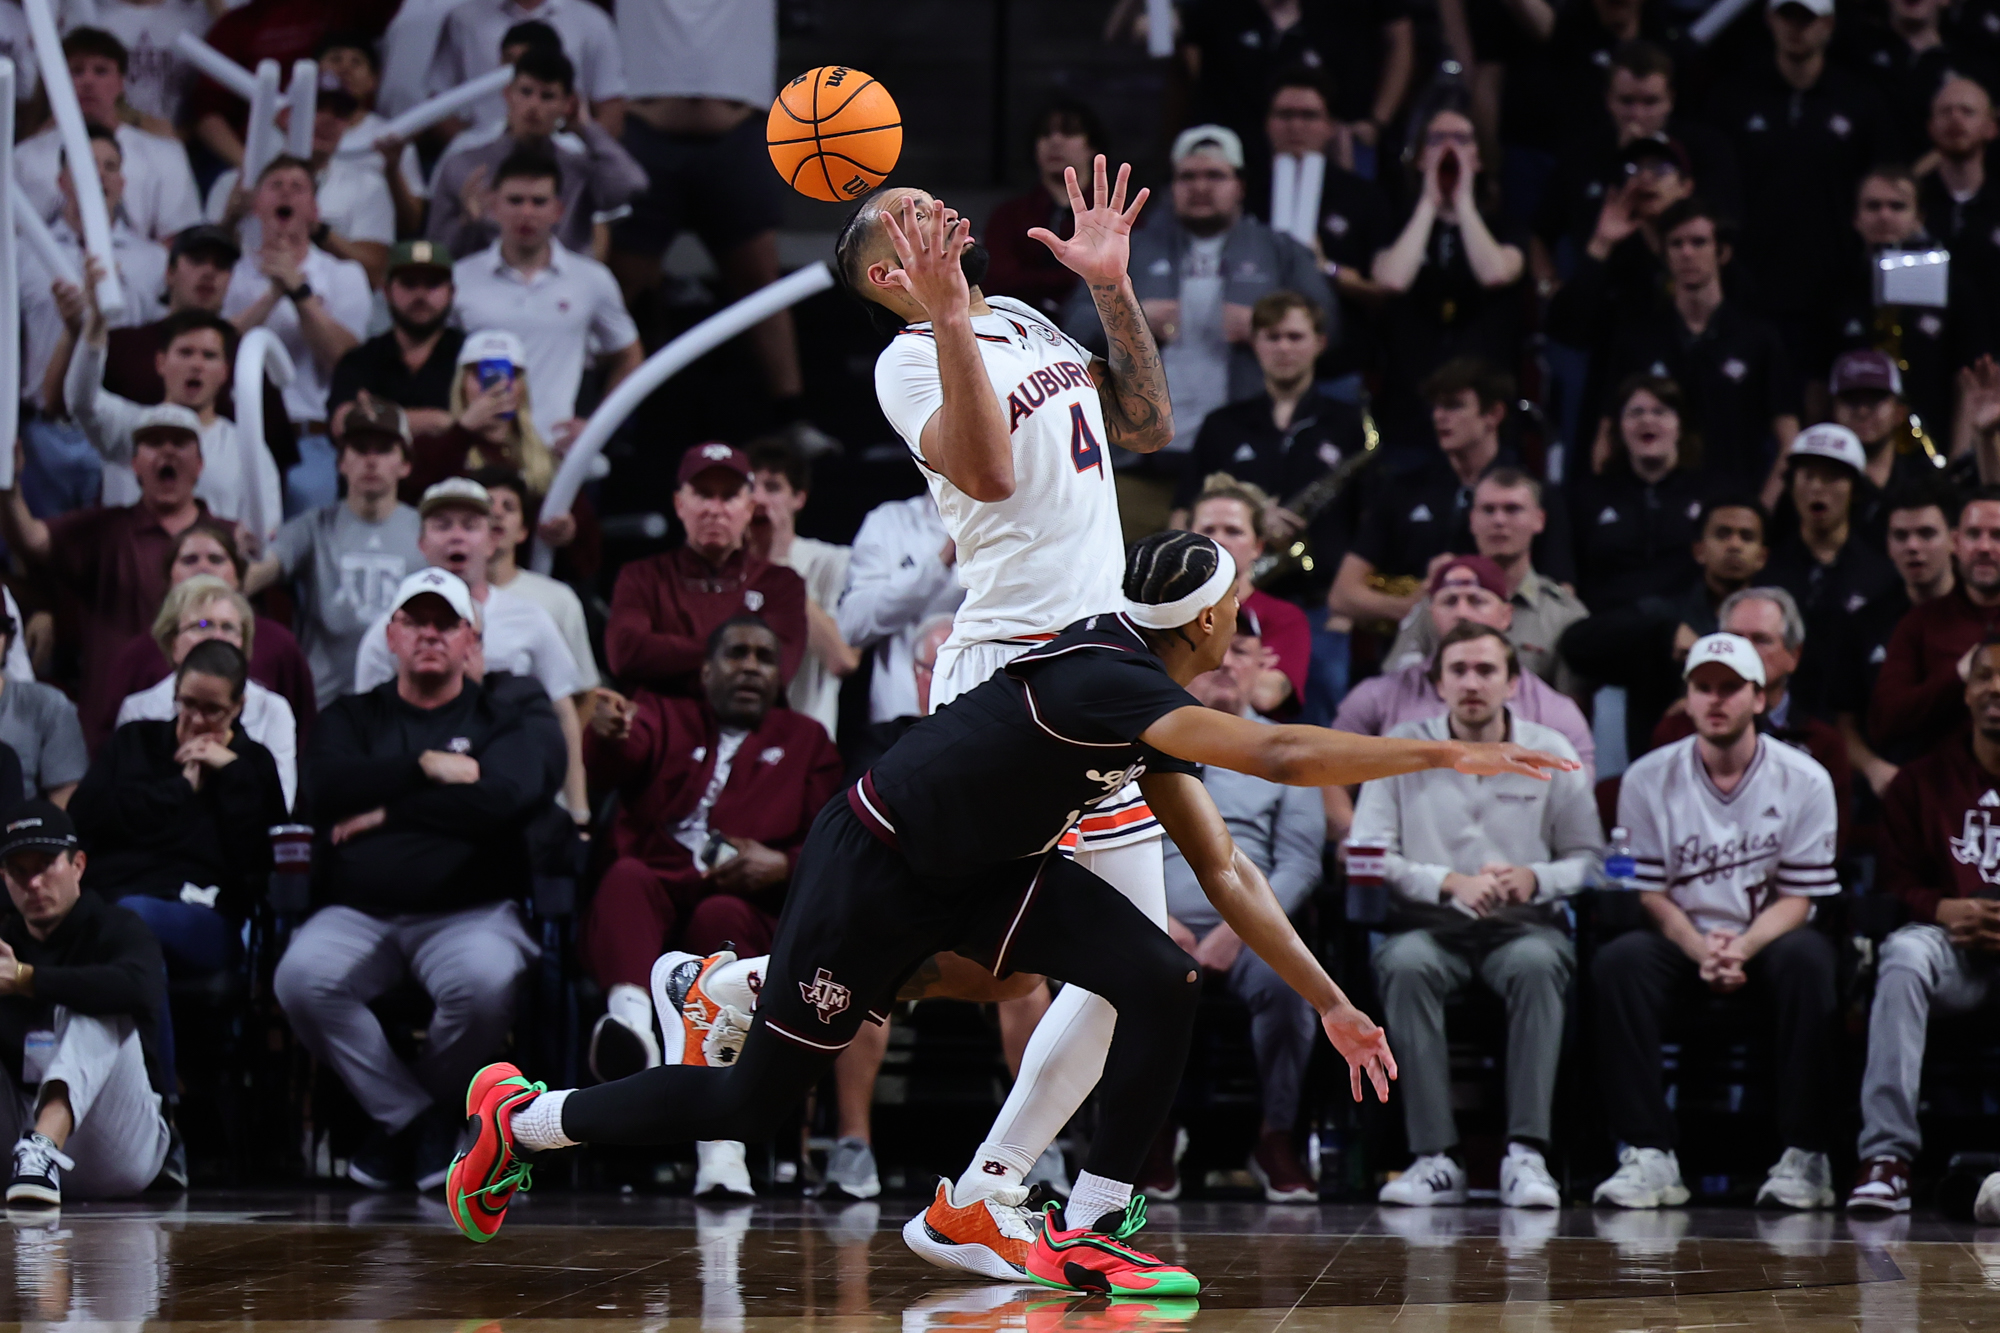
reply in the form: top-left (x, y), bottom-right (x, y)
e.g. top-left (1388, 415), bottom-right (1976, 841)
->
top-left (1123, 547), bottom-right (1237, 629)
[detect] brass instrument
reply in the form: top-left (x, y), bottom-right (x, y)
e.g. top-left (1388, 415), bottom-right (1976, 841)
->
top-left (1250, 402), bottom-right (1382, 588)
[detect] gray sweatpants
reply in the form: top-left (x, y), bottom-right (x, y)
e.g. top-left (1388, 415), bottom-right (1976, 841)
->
top-left (1857, 923), bottom-right (1998, 1162)
top-left (273, 902), bottom-right (538, 1133)
top-left (1372, 924), bottom-right (1574, 1155)
top-left (0, 1009), bottom-right (170, 1199)
top-left (1198, 929), bottom-right (1318, 1132)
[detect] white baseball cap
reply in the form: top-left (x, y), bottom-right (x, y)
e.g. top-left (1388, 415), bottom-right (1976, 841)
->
top-left (1170, 124), bottom-right (1244, 170)
top-left (1769, 0), bottom-right (1834, 15)
top-left (457, 328), bottom-right (527, 368)
top-left (132, 402), bottom-right (202, 443)
top-left (418, 476), bottom-right (492, 518)
top-left (1788, 422), bottom-right (1867, 476)
top-left (1684, 632), bottom-right (1766, 686)
top-left (390, 567), bottom-right (479, 629)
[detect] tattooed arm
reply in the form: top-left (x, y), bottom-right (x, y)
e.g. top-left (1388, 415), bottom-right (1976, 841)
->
top-left (1087, 277), bottom-right (1175, 453)
top-left (1030, 155), bottom-right (1175, 454)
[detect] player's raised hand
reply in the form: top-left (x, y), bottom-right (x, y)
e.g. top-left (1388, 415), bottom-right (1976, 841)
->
top-left (1321, 999), bottom-right (1397, 1103)
top-left (1029, 154), bottom-right (1149, 286)
top-left (1450, 741), bottom-right (1579, 781)
top-left (880, 194), bottom-right (971, 321)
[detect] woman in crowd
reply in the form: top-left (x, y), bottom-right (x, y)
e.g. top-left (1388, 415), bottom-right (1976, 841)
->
top-left (72, 638), bottom-right (288, 1083)
top-left (1371, 90), bottom-right (1527, 448)
top-left (1567, 375), bottom-right (1709, 612)
top-left (112, 575), bottom-right (299, 810)
top-left (1186, 473), bottom-right (1311, 717)
top-left (89, 521), bottom-right (316, 750)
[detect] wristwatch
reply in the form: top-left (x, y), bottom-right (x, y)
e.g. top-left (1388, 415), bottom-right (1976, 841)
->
top-left (287, 281), bottom-right (313, 303)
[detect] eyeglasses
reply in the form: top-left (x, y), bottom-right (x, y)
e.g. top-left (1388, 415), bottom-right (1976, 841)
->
top-left (174, 695), bottom-right (234, 721)
top-left (178, 618), bottom-right (242, 637)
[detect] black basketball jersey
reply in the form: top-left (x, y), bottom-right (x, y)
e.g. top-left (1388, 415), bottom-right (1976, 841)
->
top-left (857, 614), bottom-right (1200, 877)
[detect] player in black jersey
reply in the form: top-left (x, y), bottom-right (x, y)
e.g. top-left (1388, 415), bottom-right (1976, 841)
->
top-left (446, 531), bottom-right (1574, 1290)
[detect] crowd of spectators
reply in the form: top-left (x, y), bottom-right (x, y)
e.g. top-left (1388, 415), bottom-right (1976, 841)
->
top-left (0, 0), bottom-right (1995, 1220)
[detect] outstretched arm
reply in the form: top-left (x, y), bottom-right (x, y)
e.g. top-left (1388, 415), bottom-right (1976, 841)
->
top-left (1143, 770), bottom-right (1393, 1101)
top-left (1031, 156), bottom-right (1174, 454)
top-left (885, 197), bottom-right (1017, 502)
top-left (1139, 704), bottom-right (1574, 787)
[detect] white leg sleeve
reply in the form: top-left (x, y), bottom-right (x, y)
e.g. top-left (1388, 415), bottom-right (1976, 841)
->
top-left (955, 837), bottom-right (1165, 1196)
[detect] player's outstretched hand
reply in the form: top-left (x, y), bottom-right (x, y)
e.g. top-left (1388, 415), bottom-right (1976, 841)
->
top-left (880, 195), bottom-right (971, 322)
top-left (1450, 741), bottom-right (1579, 781)
top-left (1321, 1000), bottom-right (1396, 1103)
top-left (1029, 154), bottom-right (1149, 286)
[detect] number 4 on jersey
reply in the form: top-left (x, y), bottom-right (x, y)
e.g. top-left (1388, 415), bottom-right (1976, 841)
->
top-left (1068, 404), bottom-right (1104, 476)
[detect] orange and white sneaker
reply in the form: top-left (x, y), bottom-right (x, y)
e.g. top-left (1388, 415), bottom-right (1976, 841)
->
top-left (902, 1177), bottom-right (1040, 1279)
top-left (651, 950), bottom-right (759, 1067)
top-left (1026, 1199), bottom-right (1199, 1297)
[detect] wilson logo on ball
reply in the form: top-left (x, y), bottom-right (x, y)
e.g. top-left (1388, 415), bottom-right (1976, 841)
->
top-left (767, 66), bottom-right (902, 203)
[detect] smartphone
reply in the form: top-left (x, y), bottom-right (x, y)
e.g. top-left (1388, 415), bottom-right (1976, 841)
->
top-left (476, 356), bottom-right (517, 420)
top-left (698, 830), bottom-right (740, 874)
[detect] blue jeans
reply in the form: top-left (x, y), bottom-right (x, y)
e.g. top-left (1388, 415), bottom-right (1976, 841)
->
top-left (285, 432), bottom-right (338, 518)
top-left (117, 896), bottom-right (239, 1088)
top-left (1301, 620), bottom-right (1351, 728)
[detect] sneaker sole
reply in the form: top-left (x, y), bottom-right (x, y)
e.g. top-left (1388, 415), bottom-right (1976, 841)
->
top-left (652, 951), bottom-right (701, 1067)
top-left (5, 1183), bottom-right (59, 1206)
top-left (901, 1210), bottom-right (1029, 1279)
top-left (1845, 1195), bottom-right (1912, 1214)
top-left (1030, 1263), bottom-right (1200, 1298)
top-left (1757, 1187), bottom-right (1834, 1210)
top-left (824, 1174), bottom-right (882, 1200)
top-left (1247, 1153), bottom-right (1317, 1204)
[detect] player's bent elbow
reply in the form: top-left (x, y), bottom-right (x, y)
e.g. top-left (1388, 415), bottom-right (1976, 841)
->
top-left (1258, 730), bottom-right (1320, 786)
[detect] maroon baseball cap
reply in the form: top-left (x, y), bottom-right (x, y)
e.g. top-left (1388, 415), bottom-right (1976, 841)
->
top-left (1829, 348), bottom-right (1904, 398)
top-left (676, 442), bottom-right (752, 488)
top-left (1429, 555), bottom-right (1509, 599)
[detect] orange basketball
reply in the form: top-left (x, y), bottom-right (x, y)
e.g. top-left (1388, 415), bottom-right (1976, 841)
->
top-left (767, 67), bottom-right (902, 202)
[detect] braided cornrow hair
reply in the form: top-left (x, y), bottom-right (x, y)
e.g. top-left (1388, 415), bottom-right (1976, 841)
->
top-left (1125, 530), bottom-right (1224, 651)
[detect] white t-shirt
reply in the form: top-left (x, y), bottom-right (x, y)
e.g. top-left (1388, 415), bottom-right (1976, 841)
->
top-left (14, 123), bottom-right (202, 244)
top-left (206, 159), bottom-right (395, 249)
top-left (873, 295), bottom-right (1125, 651)
top-left (221, 246), bottom-right (372, 423)
top-left (430, 0), bottom-right (627, 128)
top-left (354, 581), bottom-right (585, 701)
top-left (775, 535), bottom-right (850, 739)
top-left (495, 567), bottom-right (599, 691)
top-left (451, 240), bottom-right (639, 437)
top-left (618, 0), bottom-right (775, 106)
top-left (117, 675), bottom-right (298, 811)
top-left (85, 0), bottom-right (212, 124)
top-left (66, 335), bottom-right (284, 548)
top-left (18, 218), bottom-right (165, 411)
top-left (1618, 733), bottom-right (1840, 935)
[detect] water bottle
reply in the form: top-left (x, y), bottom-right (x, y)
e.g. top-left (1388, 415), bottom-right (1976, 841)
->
top-left (1604, 825), bottom-right (1637, 890)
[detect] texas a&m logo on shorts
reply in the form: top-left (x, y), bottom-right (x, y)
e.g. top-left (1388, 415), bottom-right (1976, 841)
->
top-left (799, 968), bottom-right (851, 1024)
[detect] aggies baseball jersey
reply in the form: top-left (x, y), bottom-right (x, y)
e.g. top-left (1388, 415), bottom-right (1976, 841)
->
top-left (1618, 734), bottom-right (1839, 934)
top-left (874, 295), bottom-right (1126, 651)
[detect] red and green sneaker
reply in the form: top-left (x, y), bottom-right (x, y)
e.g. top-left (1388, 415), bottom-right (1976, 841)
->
top-left (445, 1062), bottom-right (544, 1243)
top-left (1024, 1197), bottom-right (1199, 1297)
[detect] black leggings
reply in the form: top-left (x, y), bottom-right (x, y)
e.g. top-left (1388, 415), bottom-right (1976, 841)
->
top-left (561, 801), bottom-right (1199, 1182)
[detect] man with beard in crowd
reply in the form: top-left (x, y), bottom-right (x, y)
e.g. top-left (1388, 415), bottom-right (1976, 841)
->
top-left (328, 243), bottom-right (465, 443)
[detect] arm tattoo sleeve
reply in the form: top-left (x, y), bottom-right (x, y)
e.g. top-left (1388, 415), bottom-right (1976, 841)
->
top-left (1091, 279), bottom-right (1174, 453)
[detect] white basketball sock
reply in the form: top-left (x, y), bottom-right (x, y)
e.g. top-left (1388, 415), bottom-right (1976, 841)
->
top-left (1066, 1172), bottom-right (1133, 1229)
top-left (952, 837), bottom-right (1165, 1201)
top-left (510, 1088), bottom-right (576, 1150)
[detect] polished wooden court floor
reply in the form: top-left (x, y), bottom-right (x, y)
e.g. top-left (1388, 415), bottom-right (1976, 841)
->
top-left (1, 1193), bottom-right (1995, 1331)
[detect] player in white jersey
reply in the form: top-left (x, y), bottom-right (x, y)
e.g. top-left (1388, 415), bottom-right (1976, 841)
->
top-left (840, 161), bottom-right (1177, 1272)
top-left (1595, 632), bottom-right (1841, 1213)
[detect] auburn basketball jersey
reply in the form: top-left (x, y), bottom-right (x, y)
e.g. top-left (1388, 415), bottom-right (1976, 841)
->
top-left (875, 295), bottom-right (1127, 651)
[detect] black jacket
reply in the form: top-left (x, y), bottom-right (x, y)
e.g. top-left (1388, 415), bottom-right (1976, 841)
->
top-left (303, 675), bottom-right (565, 917)
top-left (71, 720), bottom-right (286, 920)
top-left (0, 891), bottom-right (167, 1094)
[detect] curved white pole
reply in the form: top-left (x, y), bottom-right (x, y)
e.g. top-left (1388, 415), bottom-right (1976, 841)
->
top-left (0, 61), bottom-right (16, 490)
top-left (530, 261), bottom-right (836, 573)
top-left (173, 33), bottom-right (257, 102)
top-left (23, 0), bottom-right (122, 319)
top-left (1690, 0), bottom-right (1759, 45)
top-left (234, 328), bottom-right (295, 556)
top-left (12, 181), bottom-right (78, 286)
top-left (333, 66), bottom-right (512, 158)
top-left (242, 59), bottom-right (282, 183)
top-left (285, 59), bottom-right (317, 161)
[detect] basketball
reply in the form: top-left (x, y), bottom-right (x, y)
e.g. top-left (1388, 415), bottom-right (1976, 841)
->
top-left (767, 66), bottom-right (902, 202)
